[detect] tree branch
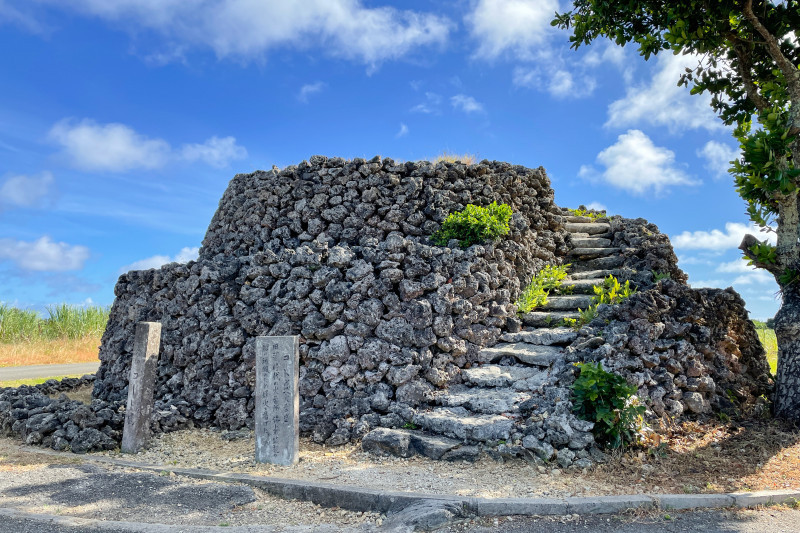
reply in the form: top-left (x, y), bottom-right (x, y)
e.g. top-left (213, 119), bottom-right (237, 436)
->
top-left (732, 43), bottom-right (770, 112)
top-left (739, 234), bottom-right (783, 275)
top-left (743, 0), bottom-right (800, 91)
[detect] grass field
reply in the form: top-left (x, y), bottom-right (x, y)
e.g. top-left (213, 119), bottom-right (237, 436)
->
top-left (0, 374), bottom-right (85, 388)
top-left (756, 327), bottom-right (778, 374)
top-left (0, 303), bottom-right (107, 368)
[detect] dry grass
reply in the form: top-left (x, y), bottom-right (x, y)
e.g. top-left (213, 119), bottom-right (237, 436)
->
top-left (432, 152), bottom-right (479, 165)
top-left (0, 335), bottom-right (101, 368)
top-left (584, 418), bottom-right (800, 494)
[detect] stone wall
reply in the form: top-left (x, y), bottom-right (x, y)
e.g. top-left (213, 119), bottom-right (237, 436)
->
top-left (93, 156), bottom-right (566, 443)
top-left (566, 280), bottom-right (772, 418)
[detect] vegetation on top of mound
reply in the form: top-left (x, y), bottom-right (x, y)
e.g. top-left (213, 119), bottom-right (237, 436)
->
top-left (567, 207), bottom-right (606, 221)
top-left (432, 151), bottom-right (478, 165)
top-left (431, 201), bottom-right (513, 248)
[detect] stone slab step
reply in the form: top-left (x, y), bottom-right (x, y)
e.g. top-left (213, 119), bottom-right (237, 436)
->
top-left (520, 311), bottom-right (580, 328)
top-left (570, 237), bottom-right (612, 248)
top-left (362, 428), bottom-right (463, 460)
top-left (564, 215), bottom-right (594, 223)
top-left (500, 327), bottom-right (577, 345)
top-left (559, 278), bottom-right (605, 294)
top-left (540, 295), bottom-right (594, 311)
top-left (462, 365), bottom-right (541, 387)
top-left (571, 255), bottom-right (625, 272)
top-left (567, 269), bottom-right (618, 280)
top-left (565, 222), bottom-right (611, 235)
top-left (568, 247), bottom-right (621, 259)
top-left (413, 407), bottom-right (514, 442)
top-left (436, 385), bottom-right (532, 414)
top-left (479, 342), bottom-right (564, 366)
top-left (463, 364), bottom-right (552, 392)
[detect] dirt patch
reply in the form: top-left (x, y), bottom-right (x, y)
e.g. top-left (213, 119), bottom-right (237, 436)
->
top-left (85, 417), bottom-right (800, 499)
top-left (584, 418), bottom-right (800, 495)
top-left (47, 384), bottom-right (93, 404)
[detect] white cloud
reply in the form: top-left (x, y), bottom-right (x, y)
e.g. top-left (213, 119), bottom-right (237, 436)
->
top-left (688, 279), bottom-right (726, 289)
top-left (180, 136), bottom-right (247, 168)
top-left (466, 0), bottom-right (560, 60)
top-left (672, 222), bottom-right (776, 251)
top-left (49, 119), bottom-right (171, 172)
top-left (411, 92), bottom-right (442, 114)
top-left (120, 246), bottom-right (199, 273)
top-left (36, 0), bottom-right (451, 67)
top-left (699, 141), bottom-right (739, 180)
top-left (297, 81), bottom-right (325, 103)
top-left (50, 119), bottom-right (247, 171)
top-left (0, 171), bottom-right (54, 208)
top-left (451, 94), bottom-right (485, 114)
top-left (513, 67), bottom-right (597, 99)
top-left (0, 0), bottom-right (43, 33)
top-left (717, 257), bottom-right (756, 273)
top-left (579, 130), bottom-right (698, 195)
top-left (606, 53), bottom-right (722, 133)
top-left (395, 123), bottom-right (409, 138)
top-left (0, 236), bottom-right (89, 271)
top-left (733, 270), bottom-right (775, 285)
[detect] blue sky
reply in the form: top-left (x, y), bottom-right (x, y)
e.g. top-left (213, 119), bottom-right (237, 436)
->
top-left (0, 0), bottom-right (781, 319)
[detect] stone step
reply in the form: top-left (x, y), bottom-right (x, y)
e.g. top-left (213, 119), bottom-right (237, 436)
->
top-left (435, 385), bottom-right (532, 414)
top-left (462, 364), bottom-right (541, 387)
top-left (564, 222), bottom-right (611, 235)
top-left (564, 215), bottom-right (594, 223)
top-left (567, 269), bottom-right (617, 280)
top-left (570, 237), bottom-right (612, 248)
top-left (413, 407), bottom-right (514, 442)
top-left (570, 255), bottom-right (625, 272)
top-left (568, 247), bottom-right (621, 259)
top-left (500, 327), bottom-right (577, 345)
top-left (520, 311), bottom-right (580, 328)
top-left (540, 295), bottom-right (594, 311)
top-left (479, 342), bottom-right (565, 366)
top-left (559, 278), bottom-right (605, 294)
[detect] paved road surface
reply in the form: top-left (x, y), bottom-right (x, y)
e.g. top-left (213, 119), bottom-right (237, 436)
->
top-left (0, 362), bottom-right (99, 381)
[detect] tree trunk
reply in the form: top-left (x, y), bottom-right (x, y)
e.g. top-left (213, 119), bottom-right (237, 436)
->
top-left (773, 284), bottom-right (800, 420)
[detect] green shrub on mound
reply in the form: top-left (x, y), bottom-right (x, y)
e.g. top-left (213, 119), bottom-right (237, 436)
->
top-left (431, 201), bottom-right (513, 248)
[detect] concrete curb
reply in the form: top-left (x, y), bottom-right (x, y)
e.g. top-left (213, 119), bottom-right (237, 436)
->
top-left (13, 444), bottom-right (800, 519)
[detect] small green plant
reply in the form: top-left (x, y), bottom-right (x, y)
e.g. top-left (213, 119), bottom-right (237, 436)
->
top-left (572, 362), bottom-right (646, 449)
top-left (567, 207), bottom-right (605, 221)
top-left (515, 264), bottom-right (570, 313)
top-left (431, 201), bottom-right (513, 248)
top-left (402, 422), bottom-right (419, 430)
top-left (564, 275), bottom-right (636, 330)
top-left (652, 270), bottom-right (671, 282)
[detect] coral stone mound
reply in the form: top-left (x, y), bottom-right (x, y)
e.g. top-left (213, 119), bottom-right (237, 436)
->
top-left (93, 156), bottom-right (566, 443)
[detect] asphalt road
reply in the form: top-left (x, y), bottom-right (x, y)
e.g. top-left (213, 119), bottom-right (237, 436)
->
top-left (0, 362), bottom-right (99, 381)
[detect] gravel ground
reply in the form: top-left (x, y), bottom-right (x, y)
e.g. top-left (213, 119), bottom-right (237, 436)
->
top-left (0, 439), bottom-right (382, 530)
top-left (441, 508), bottom-right (800, 533)
top-left (90, 428), bottom-right (620, 499)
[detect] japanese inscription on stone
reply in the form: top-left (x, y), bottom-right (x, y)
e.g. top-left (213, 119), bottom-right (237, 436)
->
top-left (255, 335), bottom-right (299, 465)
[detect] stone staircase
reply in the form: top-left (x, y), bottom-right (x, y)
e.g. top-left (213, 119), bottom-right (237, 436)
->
top-left (409, 210), bottom-right (624, 452)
